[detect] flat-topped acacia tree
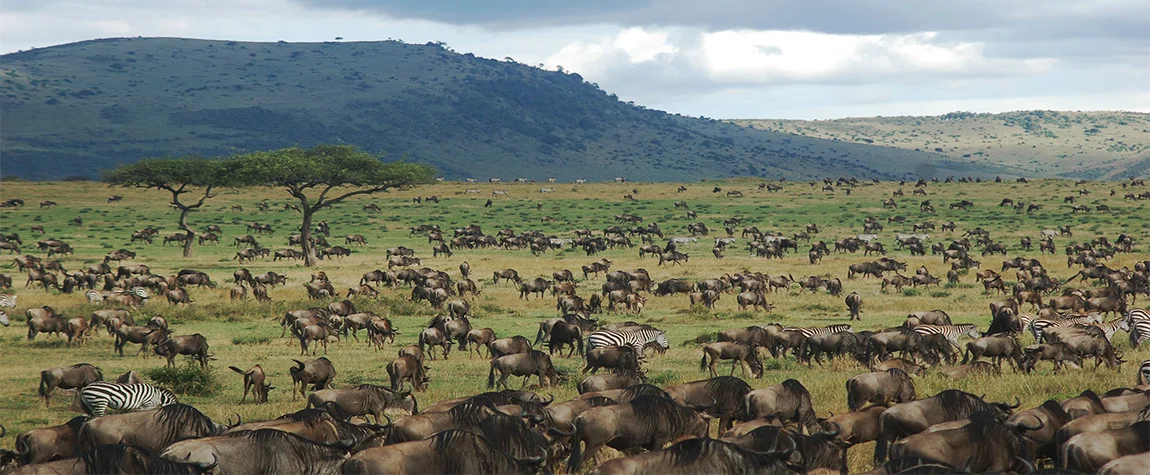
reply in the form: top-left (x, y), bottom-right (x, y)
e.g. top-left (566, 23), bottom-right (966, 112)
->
top-left (229, 145), bottom-right (436, 266)
top-left (103, 157), bottom-right (228, 257)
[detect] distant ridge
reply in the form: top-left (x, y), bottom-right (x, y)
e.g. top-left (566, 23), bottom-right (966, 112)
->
top-left (3, 37), bottom-right (1010, 180)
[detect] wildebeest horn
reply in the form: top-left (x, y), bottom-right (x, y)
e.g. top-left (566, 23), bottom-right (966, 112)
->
top-left (1009, 397), bottom-right (1021, 409)
top-left (1014, 417), bottom-right (1044, 432)
top-left (291, 359), bottom-right (305, 369)
top-left (543, 393), bottom-right (555, 406)
top-left (228, 413), bottom-right (242, 427)
top-left (0, 425), bottom-right (6, 438)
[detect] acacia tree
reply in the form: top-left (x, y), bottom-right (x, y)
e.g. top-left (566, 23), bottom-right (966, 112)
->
top-left (104, 157), bottom-right (227, 258)
top-left (230, 145), bottom-right (436, 266)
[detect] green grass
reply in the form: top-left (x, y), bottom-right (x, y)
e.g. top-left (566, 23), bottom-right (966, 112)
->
top-left (0, 178), bottom-right (1146, 472)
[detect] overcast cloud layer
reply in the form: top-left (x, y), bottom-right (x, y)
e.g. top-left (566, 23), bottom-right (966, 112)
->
top-left (2, 0), bottom-right (1147, 119)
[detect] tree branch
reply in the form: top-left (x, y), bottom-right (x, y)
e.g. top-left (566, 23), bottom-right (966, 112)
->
top-left (317, 186), bottom-right (388, 210)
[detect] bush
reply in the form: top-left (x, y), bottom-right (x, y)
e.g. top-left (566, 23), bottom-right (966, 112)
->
top-left (231, 335), bottom-right (271, 345)
top-left (147, 362), bottom-right (219, 396)
top-left (681, 331), bottom-right (715, 346)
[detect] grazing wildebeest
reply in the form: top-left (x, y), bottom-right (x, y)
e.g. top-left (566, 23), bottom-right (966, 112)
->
top-left (745, 379), bottom-right (819, 434)
top-left (583, 346), bottom-right (641, 374)
top-left (161, 429), bottom-right (351, 475)
top-left (153, 334), bottom-right (210, 368)
top-left (228, 365), bottom-right (272, 404)
top-left (846, 369), bottom-right (916, 411)
top-left (308, 384), bottom-right (416, 422)
top-left (699, 342), bottom-right (763, 379)
top-left (78, 404), bottom-right (232, 455)
top-left (874, 389), bottom-right (1019, 463)
top-left (289, 357), bottom-right (336, 401)
top-left (962, 335), bottom-right (1024, 371)
top-left (39, 363), bottom-right (103, 407)
top-left (566, 395), bottom-right (711, 471)
top-left (343, 429), bottom-right (543, 475)
top-left (665, 376), bottom-right (752, 433)
top-left (488, 350), bottom-right (561, 390)
top-left (388, 355), bottom-right (430, 392)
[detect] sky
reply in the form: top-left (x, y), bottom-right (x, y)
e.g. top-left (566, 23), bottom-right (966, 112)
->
top-left (2, 0), bottom-right (1148, 119)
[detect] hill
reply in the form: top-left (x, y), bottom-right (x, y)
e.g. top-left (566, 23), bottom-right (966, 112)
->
top-left (733, 111), bottom-right (1150, 180)
top-left (0, 37), bottom-right (998, 181)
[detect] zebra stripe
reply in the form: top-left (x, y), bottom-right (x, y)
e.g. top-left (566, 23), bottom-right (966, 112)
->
top-left (79, 381), bottom-right (177, 417)
top-left (587, 329), bottom-right (669, 358)
top-left (0, 294), bottom-right (16, 308)
top-left (782, 324), bottom-right (853, 338)
top-left (1139, 360), bottom-right (1150, 386)
top-left (1130, 321), bottom-right (1150, 349)
top-left (86, 290), bottom-right (104, 303)
top-left (913, 324), bottom-right (980, 345)
top-left (1126, 309), bottom-right (1150, 324)
top-left (1088, 320), bottom-right (1130, 342)
top-left (1029, 315), bottom-right (1101, 342)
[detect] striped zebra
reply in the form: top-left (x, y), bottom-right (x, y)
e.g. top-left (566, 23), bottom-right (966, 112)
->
top-left (912, 324), bottom-right (980, 346)
top-left (781, 324), bottom-right (853, 338)
top-left (1130, 320), bottom-right (1150, 349)
top-left (587, 329), bottom-right (669, 359)
top-left (1139, 360), bottom-right (1150, 386)
top-left (0, 293), bottom-right (16, 308)
top-left (0, 310), bottom-right (8, 327)
top-left (1028, 314), bottom-right (1102, 342)
top-left (1088, 319), bottom-right (1130, 342)
top-left (1125, 309), bottom-right (1150, 325)
top-left (79, 381), bottom-right (178, 417)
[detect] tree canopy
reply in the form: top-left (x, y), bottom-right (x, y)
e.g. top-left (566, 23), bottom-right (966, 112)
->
top-left (103, 156), bottom-right (230, 257)
top-left (229, 145), bottom-right (437, 265)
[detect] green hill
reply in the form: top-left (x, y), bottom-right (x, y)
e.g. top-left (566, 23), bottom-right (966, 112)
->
top-left (734, 111), bottom-right (1150, 180)
top-left (0, 37), bottom-right (999, 181)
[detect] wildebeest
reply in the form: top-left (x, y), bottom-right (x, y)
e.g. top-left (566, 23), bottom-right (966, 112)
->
top-left (344, 429), bottom-right (543, 475)
top-left (874, 389), bottom-right (1018, 463)
top-left (298, 321), bottom-right (338, 355)
top-left (114, 325), bottom-right (161, 357)
top-left (39, 363), bottom-right (103, 407)
top-left (228, 365), bottom-right (272, 404)
top-left (13, 416), bottom-right (86, 464)
top-left (1059, 420), bottom-right (1149, 472)
top-left (961, 335), bottom-right (1023, 371)
top-left (78, 404), bottom-right (233, 454)
top-left (567, 394), bottom-right (711, 471)
top-left (289, 357), bottom-right (336, 401)
top-left (591, 437), bottom-right (797, 475)
top-left (846, 292), bottom-right (863, 320)
top-left (548, 321), bottom-right (584, 357)
top-left (846, 369), bottom-right (916, 411)
top-left (388, 355), bottom-right (430, 392)
top-left (888, 411), bottom-right (1035, 473)
top-left (162, 428), bottom-right (351, 475)
top-left (578, 371), bottom-right (645, 394)
top-left (490, 335), bottom-right (533, 359)
top-left (583, 346), bottom-right (641, 374)
top-left (488, 350), bottom-right (561, 390)
top-left (308, 384), bottom-right (416, 422)
top-left (745, 379), bottom-right (819, 434)
top-left (154, 334), bottom-right (210, 368)
top-left (418, 326), bottom-right (452, 360)
top-left (699, 342), bottom-right (763, 379)
top-left (665, 376), bottom-right (752, 433)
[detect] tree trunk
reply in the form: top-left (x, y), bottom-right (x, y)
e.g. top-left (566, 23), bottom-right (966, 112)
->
top-left (178, 208), bottom-right (195, 258)
top-left (300, 207), bottom-right (317, 267)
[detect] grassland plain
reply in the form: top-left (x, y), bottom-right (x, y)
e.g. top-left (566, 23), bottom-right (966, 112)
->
top-left (0, 178), bottom-right (1147, 472)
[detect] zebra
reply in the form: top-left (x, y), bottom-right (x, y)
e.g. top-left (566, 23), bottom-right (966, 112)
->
top-left (912, 324), bottom-right (980, 346)
top-left (0, 310), bottom-right (8, 326)
top-left (781, 324), bottom-right (853, 338)
top-left (1130, 320), bottom-right (1150, 349)
top-left (85, 290), bottom-right (104, 303)
top-left (1028, 314), bottom-right (1102, 342)
top-left (1088, 319), bottom-right (1130, 342)
top-left (1126, 309), bottom-right (1150, 325)
top-left (0, 293), bottom-right (16, 308)
top-left (587, 329), bottom-right (669, 360)
top-left (79, 381), bottom-right (177, 417)
top-left (1139, 359), bottom-right (1150, 385)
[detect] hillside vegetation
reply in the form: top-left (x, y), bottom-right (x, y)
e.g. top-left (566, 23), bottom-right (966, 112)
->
top-left (734, 111), bottom-right (1150, 180)
top-left (1, 37), bottom-right (993, 181)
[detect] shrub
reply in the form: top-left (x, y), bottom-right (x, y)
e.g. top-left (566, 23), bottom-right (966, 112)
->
top-left (681, 331), bottom-right (715, 346)
top-left (147, 362), bottom-right (219, 396)
top-left (231, 334), bottom-right (271, 345)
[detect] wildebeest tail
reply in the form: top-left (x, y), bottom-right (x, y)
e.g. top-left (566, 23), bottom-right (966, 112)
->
top-left (846, 378), bottom-right (858, 412)
top-left (874, 414), bottom-right (891, 464)
top-left (228, 366), bottom-right (248, 375)
top-left (699, 349), bottom-right (709, 371)
top-left (38, 371), bottom-right (51, 400)
top-left (487, 360), bottom-right (498, 389)
top-left (567, 422), bottom-right (585, 472)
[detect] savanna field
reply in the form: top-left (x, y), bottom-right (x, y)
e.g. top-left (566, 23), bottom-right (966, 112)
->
top-left (0, 177), bottom-right (1147, 472)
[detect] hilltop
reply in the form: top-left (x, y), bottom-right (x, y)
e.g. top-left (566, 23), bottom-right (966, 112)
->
top-left (1, 37), bottom-right (993, 181)
top-left (734, 111), bottom-right (1150, 180)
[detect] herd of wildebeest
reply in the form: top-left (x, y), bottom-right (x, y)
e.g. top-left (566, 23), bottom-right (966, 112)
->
top-left (1, 176), bottom-right (1150, 474)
